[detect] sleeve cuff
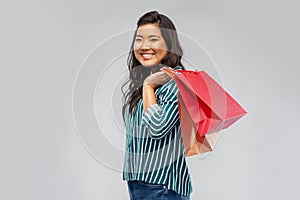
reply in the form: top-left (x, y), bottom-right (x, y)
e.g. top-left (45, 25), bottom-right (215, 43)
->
top-left (141, 104), bottom-right (161, 127)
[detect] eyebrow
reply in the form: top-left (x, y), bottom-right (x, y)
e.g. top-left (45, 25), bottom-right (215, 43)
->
top-left (136, 34), bottom-right (160, 38)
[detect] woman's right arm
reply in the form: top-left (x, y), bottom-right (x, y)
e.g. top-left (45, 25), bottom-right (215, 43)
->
top-left (142, 84), bottom-right (157, 113)
top-left (141, 78), bottom-right (179, 140)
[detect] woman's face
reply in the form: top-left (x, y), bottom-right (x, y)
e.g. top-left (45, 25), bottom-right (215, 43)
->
top-left (133, 23), bottom-right (168, 67)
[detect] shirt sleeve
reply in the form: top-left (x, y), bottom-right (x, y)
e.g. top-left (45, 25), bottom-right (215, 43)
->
top-left (141, 79), bottom-right (180, 139)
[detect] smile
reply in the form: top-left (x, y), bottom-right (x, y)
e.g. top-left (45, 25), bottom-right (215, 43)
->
top-left (141, 53), bottom-right (155, 59)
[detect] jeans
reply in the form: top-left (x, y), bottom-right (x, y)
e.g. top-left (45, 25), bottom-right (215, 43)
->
top-left (127, 181), bottom-right (190, 200)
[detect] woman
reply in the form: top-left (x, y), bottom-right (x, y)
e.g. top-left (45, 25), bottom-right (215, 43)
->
top-left (121, 11), bottom-right (192, 200)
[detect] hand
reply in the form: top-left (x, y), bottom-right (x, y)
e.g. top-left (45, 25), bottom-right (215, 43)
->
top-left (143, 71), bottom-right (171, 89)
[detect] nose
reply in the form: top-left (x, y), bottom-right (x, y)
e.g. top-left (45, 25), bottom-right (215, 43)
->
top-left (141, 40), bottom-right (150, 50)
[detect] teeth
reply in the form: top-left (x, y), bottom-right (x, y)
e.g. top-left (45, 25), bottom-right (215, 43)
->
top-left (142, 54), bottom-right (154, 58)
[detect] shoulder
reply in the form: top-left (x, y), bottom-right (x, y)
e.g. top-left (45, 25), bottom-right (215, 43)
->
top-left (158, 73), bottom-right (180, 97)
top-left (162, 65), bottom-right (183, 88)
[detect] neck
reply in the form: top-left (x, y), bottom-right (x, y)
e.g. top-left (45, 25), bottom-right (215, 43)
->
top-left (150, 64), bottom-right (163, 73)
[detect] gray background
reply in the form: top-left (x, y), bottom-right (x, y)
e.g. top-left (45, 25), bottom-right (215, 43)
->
top-left (1, 0), bottom-right (299, 199)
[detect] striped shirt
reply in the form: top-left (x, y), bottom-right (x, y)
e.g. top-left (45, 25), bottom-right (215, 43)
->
top-left (123, 66), bottom-right (192, 196)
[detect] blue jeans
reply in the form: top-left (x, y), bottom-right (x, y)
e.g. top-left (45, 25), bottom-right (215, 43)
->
top-left (127, 181), bottom-right (190, 200)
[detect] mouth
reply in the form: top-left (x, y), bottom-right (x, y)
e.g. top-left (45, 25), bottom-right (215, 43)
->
top-left (140, 53), bottom-right (155, 60)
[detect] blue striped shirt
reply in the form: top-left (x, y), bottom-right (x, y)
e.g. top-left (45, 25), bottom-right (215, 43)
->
top-left (123, 66), bottom-right (192, 196)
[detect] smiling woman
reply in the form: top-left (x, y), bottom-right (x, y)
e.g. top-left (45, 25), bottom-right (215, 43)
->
top-left (121, 11), bottom-right (192, 200)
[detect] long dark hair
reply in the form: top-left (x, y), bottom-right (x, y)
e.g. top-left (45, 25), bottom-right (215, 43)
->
top-left (121, 11), bottom-right (185, 122)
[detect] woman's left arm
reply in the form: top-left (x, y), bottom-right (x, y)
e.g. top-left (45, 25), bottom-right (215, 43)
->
top-left (141, 80), bottom-right (179, 139)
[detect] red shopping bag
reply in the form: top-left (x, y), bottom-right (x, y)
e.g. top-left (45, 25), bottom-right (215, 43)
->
top-left (161, 67), bottom-right (247, 156)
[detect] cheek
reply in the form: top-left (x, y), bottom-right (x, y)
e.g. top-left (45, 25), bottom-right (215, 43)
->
top-left (153, 43), bottom-right (167, 51)
top-left (133, 50), bottom-right (138, 57)
top-left (154, 42), bottom-right (168, 56)
top-left (157, 49), bottom-right (168, 59)
top-left (133, 43), bottom-right (138, 52)
top-left (133, 50), bottom-right (142, 62)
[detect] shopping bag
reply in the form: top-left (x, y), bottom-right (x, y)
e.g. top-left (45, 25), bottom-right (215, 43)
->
top-left (161, 67), bottom-right (247, 156)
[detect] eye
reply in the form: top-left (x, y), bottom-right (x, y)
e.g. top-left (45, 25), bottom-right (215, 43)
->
top-left (150, 38), bottom-right (159, 42)
top-left (135, 38), bottom-right (142, 42)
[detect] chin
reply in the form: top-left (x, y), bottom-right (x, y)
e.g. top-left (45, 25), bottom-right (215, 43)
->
top-left (142, 64), bottom-right (155, 67)
top-left (140, 61), bottom-right (160, 67)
